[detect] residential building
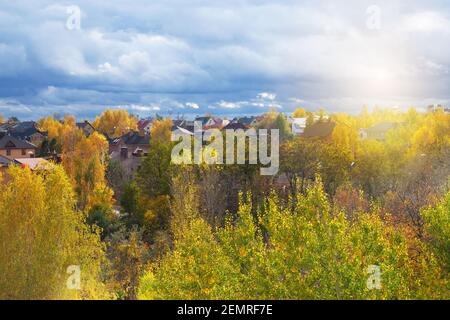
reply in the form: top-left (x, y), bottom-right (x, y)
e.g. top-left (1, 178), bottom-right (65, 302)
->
top-left (195, 116), bottom-right (228, 129)
top-left (359, 122), bottom-right (398, 141)
top-left (0, 134), bottom-right (37, 159)
top-left (0, 121), bottom-right (47, 146)
top-left (137, 119), bottom-right (153, 135)
top-left (76, 120), bottom-right (96, 137)
top-left (109, 131), bottom-right (150, 178)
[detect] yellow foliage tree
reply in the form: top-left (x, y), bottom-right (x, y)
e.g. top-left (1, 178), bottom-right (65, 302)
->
top-left (63, 131), bottom-right (113, 211)
top-left (292, 107), bottom-right (307, 118)
top-left (150, 118), bottom-right (173, 143)
top-left (0, 165), bottom-right (109, 299)
top-left (93, 109), bottom-right (138, 138)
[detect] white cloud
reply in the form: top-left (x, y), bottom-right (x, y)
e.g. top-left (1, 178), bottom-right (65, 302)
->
top-left (128, 104), bottom-right (161, 112)
top-left (0, 0), bottom-right (449, 118)
top-left (257, 92), bottom-right (277, 101)
top-left (186, 102), bottom-right (200, 109)
top-left (399, 11), bottom-right (450, 33)
top-left (215, 100), bottom-right (242, 109)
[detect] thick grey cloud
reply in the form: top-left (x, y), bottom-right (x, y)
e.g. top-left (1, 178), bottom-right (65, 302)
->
top-left (0, 0), bottom-right (449, 119)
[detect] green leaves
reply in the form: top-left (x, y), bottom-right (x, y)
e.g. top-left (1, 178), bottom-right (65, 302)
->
top-left (140, 180), bottom-right (449, 300)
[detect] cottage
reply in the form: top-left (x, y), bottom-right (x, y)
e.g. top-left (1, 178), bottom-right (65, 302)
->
top-left (0, 134), bottom-right (37, 159)
top-left (1, 121), bottom-right (47, 146)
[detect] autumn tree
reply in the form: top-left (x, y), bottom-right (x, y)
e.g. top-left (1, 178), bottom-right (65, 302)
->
top-left (292, 107), bottom-right (307, 118)
top-left (420, 190), bottom-right (450, 271)
top-left (139, 179), bottom-right (449, 300)
top-left (0, 165), bottom-right (109, 299)
top-left (105, 227), bottom-right (149, 300)
top-left (93, 109), bottom-right (138, 138)
top-left (63, 131), bottom-right (113, 211)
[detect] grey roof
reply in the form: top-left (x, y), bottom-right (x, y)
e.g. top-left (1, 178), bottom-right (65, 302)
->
top-left (0, 155), bottom-right (12, 167)
top-left (3, 121), bottom-right (46, 140)
top-left (76, 120), bottom-right (96, 131)
top-left (111, 131), bottom-right (150, 146)
top-left (0, 135), bottom-right (37, 149)
top-left (223, 122), bottom-right (249, 130)
top-left (237, 116), bottom-right (256, 126)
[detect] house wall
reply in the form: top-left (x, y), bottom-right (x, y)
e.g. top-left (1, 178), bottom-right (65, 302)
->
top-left (0, 148), bottom-right (36, 159)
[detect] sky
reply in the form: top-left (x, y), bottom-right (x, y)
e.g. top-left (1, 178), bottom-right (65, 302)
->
top-left (0, 0), bottom-right (449, 120)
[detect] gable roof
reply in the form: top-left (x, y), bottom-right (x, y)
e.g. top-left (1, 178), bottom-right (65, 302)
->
top-left (0, 135), bottom-right (37, 149)
top-left (237, 116), bottom-right (256, 126)
top-left (0, 155), bottom-right (12, 167)
top-left (302, 121), bottom-right (336, 138)
top-left (113, 131), bottom-right (150, 146)
top-left (76, 120), bottom-right (96, 131)
top-left (194, 116), bottom-right (212, 126)
top-left (4, 121), bottom-right (46, 140)
top-left (137, 119), bottom-right (153, 130)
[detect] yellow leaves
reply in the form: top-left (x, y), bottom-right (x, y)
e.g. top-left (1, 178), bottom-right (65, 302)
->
top-left (56, 123), bottom-right (112, 211)
top-left (144, 209), bottom-right (157, 224)
top-left (292, 107), bottom-right (307, 118)
top-left (93, 109), bottom-right (138, 138)
top-left (238, 246), bottom-right (248, 257)
top-left (150, 118), bottom-right (173, 144)
top-left (0, 164), bottom-right (107, 299)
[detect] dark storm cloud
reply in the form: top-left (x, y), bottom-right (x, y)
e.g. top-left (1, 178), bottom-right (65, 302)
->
top-left (0, 0), bottom-right (449, 119)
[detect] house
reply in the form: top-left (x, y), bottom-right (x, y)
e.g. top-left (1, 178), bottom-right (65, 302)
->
top-left (0, 121), bottom-right (47, 146)
top-left (194, 116), bottom-right (228, 129)
top-left (302, 121), bottom-right (336, 139)
top-left (76, 120), bottom-right (96, 137)
top-left (109, 131), bottom-right (150, 178)
top-left (109, 131), bottom-right (150, 156)
top-left (0, 134), bottom-right (37, 159)
top-left (359, 122), bottom-right (398, 141)
top-left (137, 119), bottom-right (153, 135)
top-left (290, 118), bottom-right (307, 135)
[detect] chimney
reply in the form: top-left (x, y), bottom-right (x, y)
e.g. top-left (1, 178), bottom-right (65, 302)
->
top-left (120, 147), bottom-right (128, 159)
